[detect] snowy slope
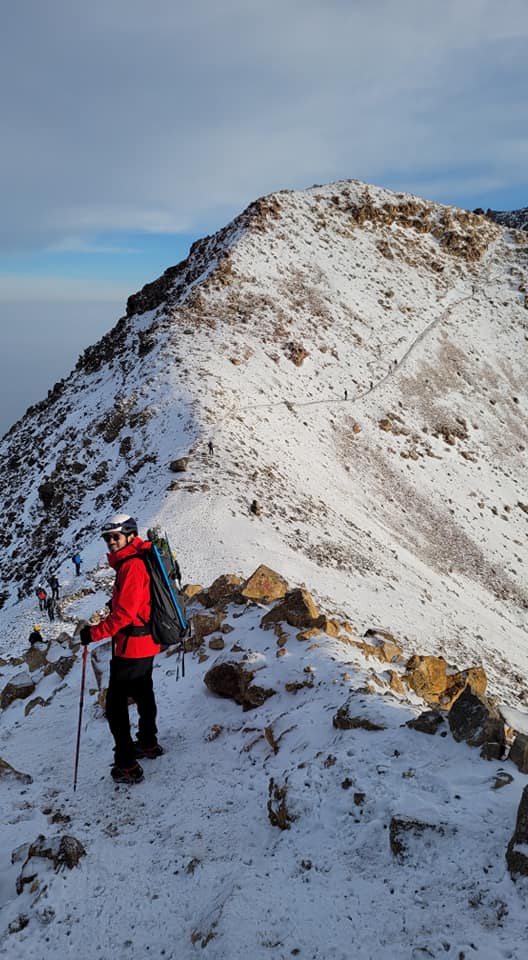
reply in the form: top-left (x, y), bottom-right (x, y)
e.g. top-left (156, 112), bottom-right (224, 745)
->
top-left (1, 178), bottom-right (528, 957)
top-left (0, 179), bottom-right (526, 701)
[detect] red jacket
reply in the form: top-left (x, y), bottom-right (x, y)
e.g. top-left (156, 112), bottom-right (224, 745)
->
top-left (89, 537), bottom-right (160, 658)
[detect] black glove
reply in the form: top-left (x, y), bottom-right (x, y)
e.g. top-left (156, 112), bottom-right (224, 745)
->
top-left (80, 625), bottom-right (92, 646)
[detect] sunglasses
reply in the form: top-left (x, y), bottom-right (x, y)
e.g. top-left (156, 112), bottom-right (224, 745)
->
top-left (102, 532), bottom-right (124, 543)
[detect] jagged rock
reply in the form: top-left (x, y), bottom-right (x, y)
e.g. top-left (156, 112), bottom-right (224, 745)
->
top-left (312, 615), bottom-right (340, 637)
top-left (25, 696), bottom-right (47, 716)
top-left (1, 672), bottom-right (36, 709)
top-left (404, 655), bottom-right (448, 703)
top-left (0, 758), bottom-right (33, 784)
top-left (268, 778), bottom-right (294, 828)
top-left (15, 835), bottom-right (86, 894)
top-left (296, 627), bottom-right (322, 641)
top-left (203, 574), bottom-right (243, 608)
top-left (203, 661), bottom-right (275, 710)
top-left (440, 666), bottom-right (487, 709)
top-left (43, 655), bottom-right (75, 680)
top-left (448, 685), bottom-right (505, 758)
top-left (387, 670), bottom-right (406, 695)
top-left (240, 565), bottom-right (289, 602)
top-left (23, 643), bottom-right (49, 672)
top-left (169, 457), bottom-right (189, 473)
top-left (37, 480), bottom-right (55, 508)
top-left (406, 710), bottom-right (445, 735)
top-left (506, 785), bottom-right (528, 878)
top-left (260, 588), bottom-right (319, 630)
top-left (389, 816), bottom-right (448, 862)
top-left (250, 499), bottom-right (262, 516)
top-left (192, 612), bottom-right (225, 646)
top-left (332, 704), bottom-right (385, 731)
top-left (509, 733), bottom-right (528, 774)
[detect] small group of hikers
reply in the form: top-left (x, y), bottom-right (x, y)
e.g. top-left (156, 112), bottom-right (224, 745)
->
top-left (35, 575), bottom-right (60, 622)
top-left (76, 514), bottom-right (183, 786)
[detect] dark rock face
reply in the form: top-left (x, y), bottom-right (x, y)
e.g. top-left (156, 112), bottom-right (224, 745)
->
top-left (406, 710), bottom-right (445, 735)
top-left (1, 673), bottom-right (36, 710)
top-left (509, 733), bottom-right (528, 774)
top-left (203, 661), bottom-right (275, 710)
top-left (169, 457), bottom-right (189, 473)
top-left (448, 686), bottom-right (505, 758)
top-left (506, 785), bottom-right (528, 878)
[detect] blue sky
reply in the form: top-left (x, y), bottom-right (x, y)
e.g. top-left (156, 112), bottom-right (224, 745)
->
top-left (1, 0), bottom-right (527, 433)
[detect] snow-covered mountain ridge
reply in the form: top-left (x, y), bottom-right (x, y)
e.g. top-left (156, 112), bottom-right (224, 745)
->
top-left (0, 178), bottom-right (527, 703)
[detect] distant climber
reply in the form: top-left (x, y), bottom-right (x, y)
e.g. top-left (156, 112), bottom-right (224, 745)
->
top-left (36, 585), bottom-right (47, 611)
top-left (208, 440), bottom-right (214, 455)
top-left (250, 499), bottom-right (262, 517)
top-left (29, 624), bottom-right (43, 645)
top-left (344, 389), bottom-right (348, 400)
top-left (72, 552), bottom-right (82, 576)
top-left (46, 596), bottom-right (56, 622)
top-left (79, 514), bottom-right (164, 785)
top-left (49, 574), bottom-right (60, 600)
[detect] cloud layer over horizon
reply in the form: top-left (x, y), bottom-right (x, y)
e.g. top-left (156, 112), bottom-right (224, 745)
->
top-left (1, 0), bottom-right (527, 268)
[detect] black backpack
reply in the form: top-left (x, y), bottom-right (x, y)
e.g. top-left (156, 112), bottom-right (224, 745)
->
top-left (121, 540), bottom-right (190, 676)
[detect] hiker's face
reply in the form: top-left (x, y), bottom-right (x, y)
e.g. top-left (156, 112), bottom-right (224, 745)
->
top-left (103, 532), bottom-right (128, 553)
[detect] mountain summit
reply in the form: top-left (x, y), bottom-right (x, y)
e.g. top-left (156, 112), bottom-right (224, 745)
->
top-left (1, 179), bottom-right (527, 699)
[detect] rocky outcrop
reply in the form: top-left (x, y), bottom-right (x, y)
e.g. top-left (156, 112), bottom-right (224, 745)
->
top-left (260, 588), bottom-right (319, 629)
top-left (353, 629), bottom-right (403, 664)
top-left (203, 574), bottom-right (243, 608)
top-left (404, 655), bottom-right (486, 709)
top-left (240, 565), bottom-right (289, 602)
top-left (333, 704), bottom-right (385, 731)
top-left (169, 457), bottom-right (189, 473)
top-left (1, 672), bottom-right (36, 709)
top-left (448, 686), bottom-right (505, 759)
top-left (506, 785), bottom-right (528, 878)
top-left (204, 660), bottom-right (275, 710)
top-left (192, 612), bottom-right (225, 646)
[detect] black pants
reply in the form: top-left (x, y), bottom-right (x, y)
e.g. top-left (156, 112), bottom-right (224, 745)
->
top-left (105, 656), bottom-right (157, 768)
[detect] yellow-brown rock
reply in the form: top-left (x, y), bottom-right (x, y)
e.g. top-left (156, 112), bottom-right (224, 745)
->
top-left (260, 589), bottom-right (319, 630)
top-left (351, 637), bottom-right (403, 664)
top-left (404, 655), bottom-right (448, 703)
top-left (312, 616), bottom-right (340, 637)
top-left (183, 584), bottom-right (205, 601)
top-left (387, 670), bottom-right (406, 695)
top-left (240, 565), bottom-right (289, 602)
top-left (296, 627), bottom-right (321, 641)
top-left (208, 637), bottom-right (225, 651)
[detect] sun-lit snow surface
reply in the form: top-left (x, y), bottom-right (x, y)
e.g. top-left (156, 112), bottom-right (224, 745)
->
top-left (1, 582), bottom-right (528, 959)
top-left (0, 179), bottom-right (527, 956)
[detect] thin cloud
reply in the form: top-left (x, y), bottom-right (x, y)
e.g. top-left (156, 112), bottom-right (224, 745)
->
top-left (0, 274), bottom-right (130, 302)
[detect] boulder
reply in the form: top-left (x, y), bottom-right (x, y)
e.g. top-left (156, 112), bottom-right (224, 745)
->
top-left (169, 457), bottom-right (189, 472)
top-left (404, 655), bottom-right (448, 703)
top-left (354, 632), bottom-right (403, 663)
top-left (1, 672), bottom-right (36, 710)
top-left (203, 574), bottom-right (243, 608)
top-left (204, 661), bottom-right (275, 710)
top-left (192, 612), bottom-right (225, 646)
top-left (448, 686), bottom-right (505, 759)
top-left (506, 785), bottom-right (528, 878)
top-left (440, 666), bottom-right (487, 709)
top-left (260, 589), bottom-right (319, 630)
top-left (509, 733), bottom-right (528, 774)
top-left (240, 565), bottom-right (289, 602)
top-left (208, 637), bottom-right (225, 651)
top-left (406, 710), bottom-right (445, 735)
top-left (23, 643), bottom-right (49, 672)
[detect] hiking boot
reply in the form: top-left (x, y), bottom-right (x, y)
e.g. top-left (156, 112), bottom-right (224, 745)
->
top-left (133, 740), bottom-right (164, 759)
top-left (111, 762), bottom-right (144, 784)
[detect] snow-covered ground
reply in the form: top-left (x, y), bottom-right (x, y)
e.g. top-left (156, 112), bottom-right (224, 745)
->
top-left (0, 178), bottom-right (527, 956)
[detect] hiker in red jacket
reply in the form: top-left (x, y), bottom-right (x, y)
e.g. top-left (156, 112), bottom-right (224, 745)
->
top-left (80, 514), bottom-right (163, 784)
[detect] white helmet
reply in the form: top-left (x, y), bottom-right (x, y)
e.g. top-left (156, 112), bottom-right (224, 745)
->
top-left (101, 513), bottom-right (138, 537)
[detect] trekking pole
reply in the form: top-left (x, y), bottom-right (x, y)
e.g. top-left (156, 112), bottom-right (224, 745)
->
top-left (73, 644), bottom-right (88, 792)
